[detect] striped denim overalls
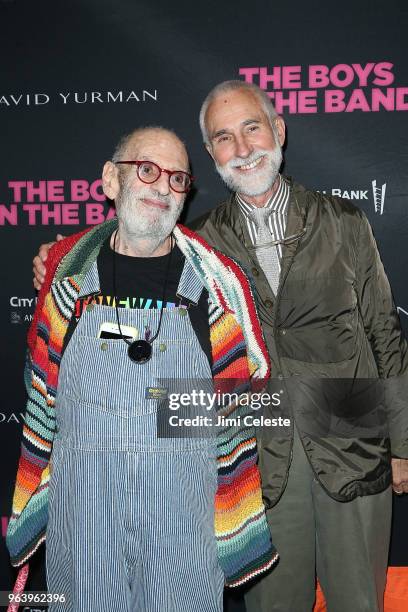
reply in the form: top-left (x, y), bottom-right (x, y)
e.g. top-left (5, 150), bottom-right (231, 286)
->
top-left (46, 257), bottom-right (224, 611)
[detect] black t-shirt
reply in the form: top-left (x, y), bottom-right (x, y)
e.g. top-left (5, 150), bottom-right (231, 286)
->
top-left (63, 237), bottom-right (212, 365)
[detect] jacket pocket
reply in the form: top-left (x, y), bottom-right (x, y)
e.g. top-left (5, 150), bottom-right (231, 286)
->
top-left (277, 277), bottom-right (358, 364)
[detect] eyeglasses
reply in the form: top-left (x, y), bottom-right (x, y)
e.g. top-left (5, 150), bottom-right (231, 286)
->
top-left (115, 160), bottom-right (194, 193)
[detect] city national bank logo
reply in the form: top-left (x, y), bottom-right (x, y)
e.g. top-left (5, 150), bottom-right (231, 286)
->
top-left (0, 89), bottom-right (158, 108)
top-left (10, 296), bottom-right (37, 324)
top-left (321, 180), bottom-right (387, 215)
top-left (372, 180), bottom-right (387, 215)
top-left (397, 307), bottom-right (408, 318)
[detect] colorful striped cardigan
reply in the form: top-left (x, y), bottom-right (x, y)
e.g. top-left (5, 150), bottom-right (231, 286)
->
top-left (7, 219), bottom-right (278, 587)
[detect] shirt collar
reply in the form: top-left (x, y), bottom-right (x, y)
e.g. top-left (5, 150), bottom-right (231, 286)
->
top-left (236, 174), bottom-right (290, 219)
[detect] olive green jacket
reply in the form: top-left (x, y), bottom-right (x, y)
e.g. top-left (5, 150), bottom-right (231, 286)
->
top-left (190, 177), bottom-right (408, 505)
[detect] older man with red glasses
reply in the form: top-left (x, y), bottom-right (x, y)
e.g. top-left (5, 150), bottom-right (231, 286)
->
top-left (7, 126), bottom-right (278, 611)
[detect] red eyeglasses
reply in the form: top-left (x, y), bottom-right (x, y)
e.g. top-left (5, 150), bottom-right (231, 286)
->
top-left (115, 160), bottom-right (194, 193)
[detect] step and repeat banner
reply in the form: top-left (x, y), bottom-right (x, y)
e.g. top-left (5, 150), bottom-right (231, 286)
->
top-left (1, 1), bottom-right (407, 609)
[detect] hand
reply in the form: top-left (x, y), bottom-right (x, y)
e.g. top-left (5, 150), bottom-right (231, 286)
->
top-left (32, 234), bottom-right (65, 290)
top-left (391, 458), bottom-right (408, 495)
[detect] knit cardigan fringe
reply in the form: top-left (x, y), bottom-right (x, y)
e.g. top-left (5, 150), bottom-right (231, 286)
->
top-left (7, 219), bottom-right (278, 587)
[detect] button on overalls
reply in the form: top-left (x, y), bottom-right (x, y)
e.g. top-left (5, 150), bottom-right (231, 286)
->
top-left (46, 257), bottom-right (224, 611)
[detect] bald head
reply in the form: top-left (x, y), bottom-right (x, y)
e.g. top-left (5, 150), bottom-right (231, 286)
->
top-left (112, 126), bottom-right (189, 172)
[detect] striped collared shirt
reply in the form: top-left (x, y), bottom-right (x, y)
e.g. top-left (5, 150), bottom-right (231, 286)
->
top-left (236, 174), bottom-right (290, 260)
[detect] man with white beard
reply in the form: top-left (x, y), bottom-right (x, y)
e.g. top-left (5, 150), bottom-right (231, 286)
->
top-left (192, 80), bottom-right (408, 612)
top-left (6, 126), bottom-right (278, 611)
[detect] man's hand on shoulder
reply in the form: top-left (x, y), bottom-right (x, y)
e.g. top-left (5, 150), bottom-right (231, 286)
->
top-left (391, 458), bottom-right (408, 495)
top-left (33, 234), bottom-right (65, 290)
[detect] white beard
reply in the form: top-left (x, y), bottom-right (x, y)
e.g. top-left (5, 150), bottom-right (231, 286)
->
top-left (115, 178), bottom-right (184, 247)
top-left (215, 146), bottom-right (283, 197)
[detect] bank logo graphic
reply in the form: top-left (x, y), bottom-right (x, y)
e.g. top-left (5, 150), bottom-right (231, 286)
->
top-left (10, 311), bottom-right (22, 324)
top-left (372, 180), bottom-right (387, 215)
top-left (321, 179), bottom-right (388, 214)
top-left (397, 307), bottom-right (408, 317)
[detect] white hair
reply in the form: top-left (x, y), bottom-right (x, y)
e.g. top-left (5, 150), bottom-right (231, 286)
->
top-left (199, 80), bottom-right (279, 145)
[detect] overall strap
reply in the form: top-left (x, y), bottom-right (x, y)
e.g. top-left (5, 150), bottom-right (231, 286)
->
top-left (77, 260), bottom-right (100, 298)
top-left (176, 257), bottom-right (204, 307)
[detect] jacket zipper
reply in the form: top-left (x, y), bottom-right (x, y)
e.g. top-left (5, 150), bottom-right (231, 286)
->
top-left (273, 205), bottom-right (341, 500)
top-left (272, 198), bottom-right (305, 497)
